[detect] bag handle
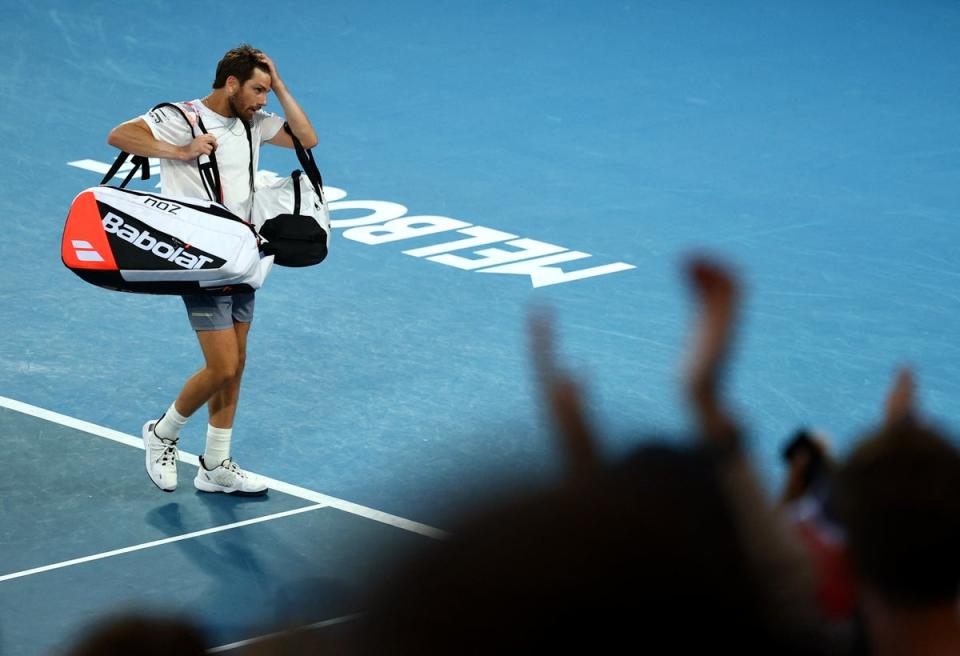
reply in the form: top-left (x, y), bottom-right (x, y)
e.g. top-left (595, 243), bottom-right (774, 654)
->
top-left (283, 123), bottom-right (324, 197)
top-left (291, 170), bottom-right (303, 214)
top-left (192, 112), bottom-right (224, 204)
top-left (239, 120), bottom-right (320, 196)
top-left (100, 152), bottom-right (151, 187)
top-left (100, 102), bottom-right (224, 204)
top-left (238, 119), bottom-right (323, 199)
top-left (177, 102), bottom-right (223, 204)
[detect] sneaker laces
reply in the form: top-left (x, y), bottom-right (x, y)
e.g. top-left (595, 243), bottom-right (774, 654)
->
top-left (155, 436), bottom-right (179, 466)
top-left (222, 459), bottom-right (247, 478)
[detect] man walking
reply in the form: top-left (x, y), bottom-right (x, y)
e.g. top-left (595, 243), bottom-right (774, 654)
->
top-left (107, 45), bottom-right (318, 495)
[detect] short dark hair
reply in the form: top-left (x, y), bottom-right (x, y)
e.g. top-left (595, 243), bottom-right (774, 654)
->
top-left (834, 420), bottom-right (960, 606)
top-left (212, 44), bottom-right (268, 89)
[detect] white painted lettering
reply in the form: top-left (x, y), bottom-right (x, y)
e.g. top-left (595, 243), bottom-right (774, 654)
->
top-left (343, 216), bottom-right (470, 245)
top-left (477, 251), bottom-right (637, 287)
top-left (329, 200), bottom-right (407, 229)
top-left (323, 186), bottom-right (348, 203)
top-left (403, 226), bottom-right (517, 258)
top-left (429, 239), bottom-right (567, 271)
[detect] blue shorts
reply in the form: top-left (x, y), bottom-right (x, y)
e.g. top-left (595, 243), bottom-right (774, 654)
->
top-left (181, 292), bottom-right (255, 331)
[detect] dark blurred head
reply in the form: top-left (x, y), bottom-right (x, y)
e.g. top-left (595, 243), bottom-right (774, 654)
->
top-left (834, 420), bottom-right (960, 607)
top-left (66, 614), bottom-right (206, 656)
top-left (349, 443), bottom-right (824, 654)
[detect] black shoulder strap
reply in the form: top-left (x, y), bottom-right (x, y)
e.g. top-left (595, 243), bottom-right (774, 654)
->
top-left (241, 119), bottom-right (254, 195)
top-left (100, 152), bottom-right (150, 187)
top-left (283, 123), bottom-right (324, 197)
top-left (291, 170), bottom-right (303, 214)
top-left (191, 111), bottom-right (224, 204)
top-left (101, 102), bottom-right (223, 204)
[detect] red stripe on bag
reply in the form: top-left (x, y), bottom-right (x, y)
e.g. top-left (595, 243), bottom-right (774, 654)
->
top-left (62, 191), bottom-right (118, 270)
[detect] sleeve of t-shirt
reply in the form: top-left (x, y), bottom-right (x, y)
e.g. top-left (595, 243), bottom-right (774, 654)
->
top-left (142, 104), bottom-right (194, 147)
top-left (254, 110), bottom-right (285, 145)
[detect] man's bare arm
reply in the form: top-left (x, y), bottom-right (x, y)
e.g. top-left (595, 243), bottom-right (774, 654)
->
top-left (258, 53), bottom-right (318, 149)
top-left (107, 117), bottom-right (217, 161)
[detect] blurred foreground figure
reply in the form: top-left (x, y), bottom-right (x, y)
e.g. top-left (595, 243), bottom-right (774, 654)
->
top-left (833, 370), bottom-right (960, 656)
top-left (66, 614), bottom-right (206, 656)
top-left (339, 259), bottom-right (835, 654)
top-left (346, 444), bottom-right (831, 654)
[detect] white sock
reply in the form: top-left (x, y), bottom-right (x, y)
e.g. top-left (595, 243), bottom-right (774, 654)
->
top-left (155, 402), bottom-right (188, 440)
top-left (203, 425), bottom-right (232, 468)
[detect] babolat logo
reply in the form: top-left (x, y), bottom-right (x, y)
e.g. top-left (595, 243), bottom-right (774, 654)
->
top-left (101, 211), bottom-right (217, 270)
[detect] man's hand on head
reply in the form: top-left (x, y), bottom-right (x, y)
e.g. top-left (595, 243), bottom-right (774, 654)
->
top-left (257, 52), bottom-right (284, 90)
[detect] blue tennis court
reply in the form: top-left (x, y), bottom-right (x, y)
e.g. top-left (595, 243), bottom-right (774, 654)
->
top-left (2, 1), bottom-right (960, 652)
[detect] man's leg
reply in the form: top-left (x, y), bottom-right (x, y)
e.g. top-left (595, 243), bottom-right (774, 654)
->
top-left (174, 326), bottom-right (242, 418)
top-left (206, 320), bottom-right (250, 429)
top-left (144, 295), bottom-right (241, 492)
top-left (191, 293), bottom-right (266, 496)
top-left (201, 320), bottom-right (250, 467)
top-left (144, 293), bottom-right (264, 495)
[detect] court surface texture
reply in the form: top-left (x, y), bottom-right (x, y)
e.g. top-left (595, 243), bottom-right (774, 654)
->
top-left (2, 1), bottom-right (959, 653)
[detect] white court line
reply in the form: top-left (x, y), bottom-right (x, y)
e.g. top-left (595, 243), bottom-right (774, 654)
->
top-left (207, 613), bottom-right (361, 653)
top-left (0, 396), bottom-right (448, 540)
top-left (0, 504), bottom-right (325, 583)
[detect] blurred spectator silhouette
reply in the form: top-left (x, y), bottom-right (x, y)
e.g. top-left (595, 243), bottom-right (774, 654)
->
top-left (72, 258), bottom-right (960, 656)
top-left (65, 614), bottom-right (206, 656)
top-left (831, 369), bottom-right (960, 656)
top-left (336, 259), bottom-right (838, 654)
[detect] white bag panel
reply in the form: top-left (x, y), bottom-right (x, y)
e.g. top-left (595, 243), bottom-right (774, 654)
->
top-left (79, 186), bottom-right (270, 292)
top-left (93, 186), bottom-right (262, 284)
top-left (252, 171), bottom-right (331, 241)
top-left (198, 253), bottom-right (274, 290)
top-left (102, 188), bottom-right (255, 261)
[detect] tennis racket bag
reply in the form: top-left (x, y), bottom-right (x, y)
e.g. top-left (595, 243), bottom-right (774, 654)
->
top-left (62, 186), bottom-right (270, 295)
top-left (62, 103), bottom-right (273, 295)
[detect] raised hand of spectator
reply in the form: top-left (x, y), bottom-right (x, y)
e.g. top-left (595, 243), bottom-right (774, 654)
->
top-left (684, 258), bottom-right (740, 448)
top-left (883, 366), bottom-right (915, 427)
top-left (528, 306), bottom-right (598, 483)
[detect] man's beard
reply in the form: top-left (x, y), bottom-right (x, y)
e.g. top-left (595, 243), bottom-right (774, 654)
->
top-left (227, 94), bottom-right (251, 120)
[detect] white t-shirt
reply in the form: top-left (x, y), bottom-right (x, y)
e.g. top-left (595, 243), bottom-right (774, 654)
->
top-left (144, 99), bottom-right (285, 219)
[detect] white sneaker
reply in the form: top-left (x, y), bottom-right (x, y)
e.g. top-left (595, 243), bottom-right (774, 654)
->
top-left (194, 456), bottom-right (268, 496)
top-left (143, 419), bottom-right (178, 492)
